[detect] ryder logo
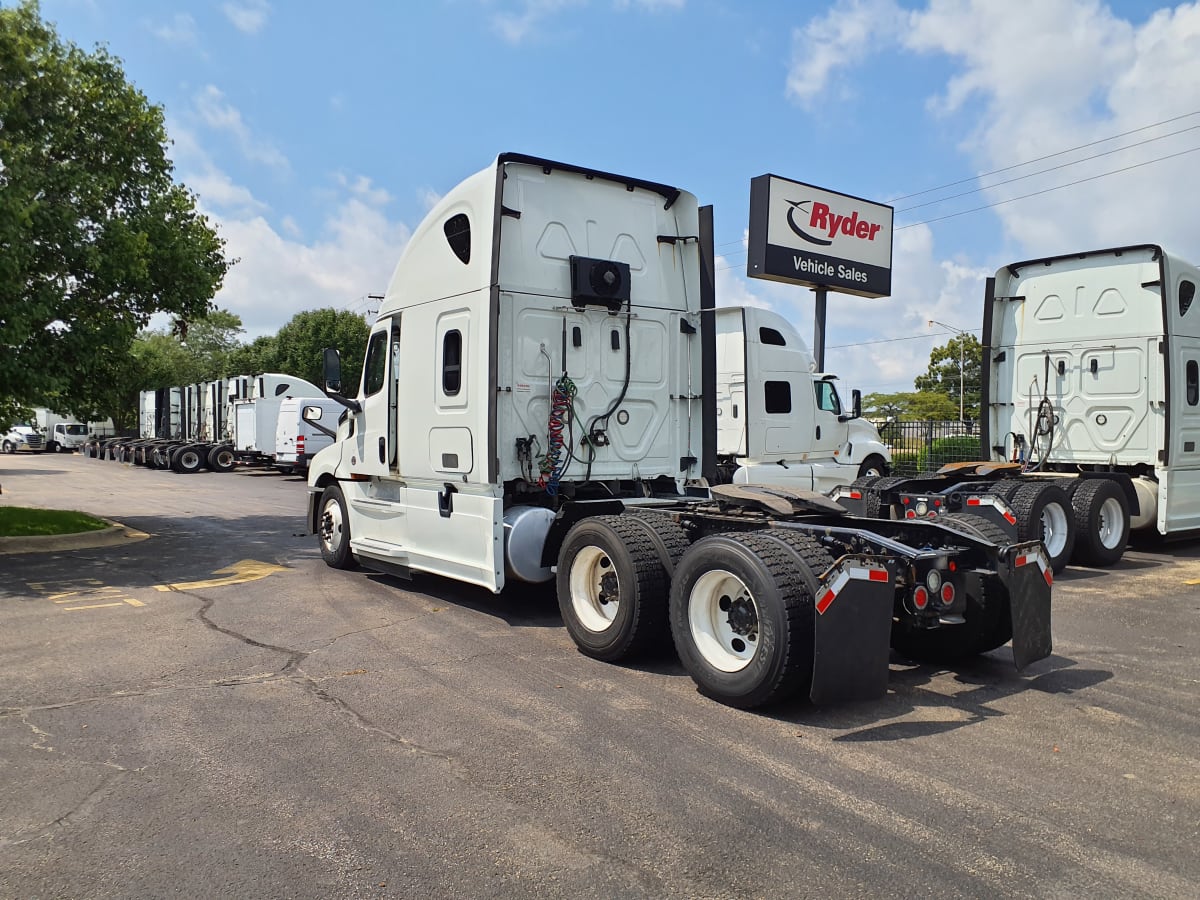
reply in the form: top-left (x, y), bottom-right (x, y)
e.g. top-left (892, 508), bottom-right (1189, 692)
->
top-left (786, 198), bottom-right (883, 246)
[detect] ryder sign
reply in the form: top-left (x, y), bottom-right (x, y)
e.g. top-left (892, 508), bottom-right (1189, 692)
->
top-left (747, 175), bottom-right (893, 298)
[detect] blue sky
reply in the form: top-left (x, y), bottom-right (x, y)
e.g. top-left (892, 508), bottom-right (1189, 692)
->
top-left (32, 0), bottom-right (1199, 396)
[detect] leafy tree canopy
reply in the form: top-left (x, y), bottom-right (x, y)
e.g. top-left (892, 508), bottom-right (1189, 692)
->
top-left (913, 332), bottom-right (983, 421)
top-left (270, 308), bottom-right (371, 393)
top-left (0, 1), bottom-right (229, 430)
top-left (863, 390), bottom-right (960, 421)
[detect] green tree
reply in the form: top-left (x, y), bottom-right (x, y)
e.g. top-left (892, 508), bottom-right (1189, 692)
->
top-left (864, 390), bottom-right (959, 422)
top-left (225, 334), bottom-right (278, 378)
top-left (914, 332), bottom-right (983, 421)
top-left (270, 309), bottom-right (371, 392)
top-left (0, 2), bottom-right (229, 430)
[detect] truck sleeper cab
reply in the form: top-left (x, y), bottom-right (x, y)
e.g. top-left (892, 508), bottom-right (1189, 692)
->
top-left (307, 154), bottom-right (1052, 709)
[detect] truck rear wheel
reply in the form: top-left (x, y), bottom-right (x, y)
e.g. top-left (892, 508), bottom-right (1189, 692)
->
top-left (1069, 480), bottom-right (1129, 567)
top-left (556, 515), bottom-right (669, 662)
top-left (1011, 482), bottom-right (1075, 573)
top-left (937, 512), bottom-right (1011, 546)
top-left (207, 445), bottom-right (236, 473)
top-left (318, 484), bottom-right (356, 569)
top-left (172, 445), bottom-right (205, 474)
top-left (669, 532), bottom-right (817, 709)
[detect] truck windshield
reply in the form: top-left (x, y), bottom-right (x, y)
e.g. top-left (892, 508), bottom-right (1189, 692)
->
top-left (64, 424), bottom-right (88, 435)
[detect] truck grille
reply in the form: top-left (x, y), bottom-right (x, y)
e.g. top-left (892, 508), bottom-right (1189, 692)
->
top-left (26, 434), bottom-right (44, 449)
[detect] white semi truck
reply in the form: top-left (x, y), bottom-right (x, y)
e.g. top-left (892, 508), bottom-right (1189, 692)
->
top-left (838, 243), bottom-right (1200, 572)
top-left (97, 373), bottom-right (323, 473)
top-left (305, 153), bottom-right (1053, 709)
top-left (715, 305), bottom-right (890, 490)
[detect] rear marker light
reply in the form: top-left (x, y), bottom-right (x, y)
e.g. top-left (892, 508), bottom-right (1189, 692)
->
top-left (913, 586), bottom-right (929, 610)
top-left (941, 583), bottom-right (954, 605)
top-left (905, 510), bottom-right (917, 519)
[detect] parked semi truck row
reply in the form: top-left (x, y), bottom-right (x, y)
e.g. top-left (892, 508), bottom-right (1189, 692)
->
top-left (302, 153), bottom-right (1052, 709)
top-left (87, 372), bottom-right (333, 474)
top-left (833, 244), bottom-right (1200, 573)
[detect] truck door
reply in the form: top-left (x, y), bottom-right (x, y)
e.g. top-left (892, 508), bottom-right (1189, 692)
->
top-left (352, 318), bottom-right (400, 477)
top-left (810, 376), bottom-right (846, 457)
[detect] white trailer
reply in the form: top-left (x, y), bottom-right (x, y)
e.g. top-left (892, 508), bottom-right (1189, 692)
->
top-left (715, 306), bottom-right (890, 491)
top-left (304, 153), bottom-right (1053, 710)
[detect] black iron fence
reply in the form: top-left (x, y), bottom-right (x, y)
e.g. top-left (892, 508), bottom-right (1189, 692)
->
top-left (874, 419), bottom-right (986, 476)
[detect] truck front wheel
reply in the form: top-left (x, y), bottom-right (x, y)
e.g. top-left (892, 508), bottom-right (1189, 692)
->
top-left (318, 484), bottom-right (356, 569)
top-left (556, 515), bottom-right (669, 662)
top-left (669, 533), bottom-right (815, 709)
top-left (857, 454), bottom-right (888, 478)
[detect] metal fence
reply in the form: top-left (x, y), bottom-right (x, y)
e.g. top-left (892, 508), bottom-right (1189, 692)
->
top-left (874, 419), bottom-right (986, 476)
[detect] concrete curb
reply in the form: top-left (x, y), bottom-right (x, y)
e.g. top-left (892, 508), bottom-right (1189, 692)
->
top-left (0, 519), bottom-right (151, 555)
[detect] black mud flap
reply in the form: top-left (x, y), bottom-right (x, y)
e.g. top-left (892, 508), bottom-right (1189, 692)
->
top-left (810, 558), bottom-right (896, 705)
top-left (999, 541), bottom-right (1053, 670)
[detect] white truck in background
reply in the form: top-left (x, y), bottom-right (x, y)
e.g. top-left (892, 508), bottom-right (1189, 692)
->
top-left (714, 305), bottom-right (890, 491)
top-left (303, 152), bottom-right (1053, 710)
top-left (30, 409), bottom-right (87, 452)
top-left (1, 422), bottom-right (44, 453)
top-left (100, 373), bottom-right (323, 472)
top-left (274, 396), bottom-right (343, 475)
top-left (839, 243), bottom-right (1200, 573)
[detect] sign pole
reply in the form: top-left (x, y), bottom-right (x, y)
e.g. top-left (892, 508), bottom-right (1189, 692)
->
top-left (813, 286), bottom-right (827, 372)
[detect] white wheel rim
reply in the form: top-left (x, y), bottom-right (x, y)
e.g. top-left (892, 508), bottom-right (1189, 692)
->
top-left (321, 498), bottom-right (344, 554)
top-left (182, 451), bottom-right (200, 468)
top-left (568, 545), bottom-right (619, 632)
top-left (688, 569), bottom-right (759, 673)
top-left (1040, 501), bottom-right (1070, 557)
top-left (1097, 496), bottom-right (1125, 549)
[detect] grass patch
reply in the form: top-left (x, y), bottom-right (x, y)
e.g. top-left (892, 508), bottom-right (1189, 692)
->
top-left (0, 506), bottom-right (110, 537)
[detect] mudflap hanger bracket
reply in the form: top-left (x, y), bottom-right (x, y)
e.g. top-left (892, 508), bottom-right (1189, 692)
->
top-left (999, 540), bottom-right (1054, 670)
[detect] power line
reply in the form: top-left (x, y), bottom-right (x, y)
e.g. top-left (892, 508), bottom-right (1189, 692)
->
top-left (889, 109), bottom-right (1200, 202)
top-left (896, 143), bottom-right (1200, 230)
top-left (895, 123), bottom-right (1200, 213)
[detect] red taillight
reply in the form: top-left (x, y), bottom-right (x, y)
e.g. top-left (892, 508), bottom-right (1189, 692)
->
top-left (913, 586), bottom-right (929, 609)
top-left (941, 583), bottom-right (955, 605)
top-left (296, 435), bottom-right (305, 450)
top-left (905, 510), bottom-right (917, 519)
top-left (902, 496), bottom-right (911, 505)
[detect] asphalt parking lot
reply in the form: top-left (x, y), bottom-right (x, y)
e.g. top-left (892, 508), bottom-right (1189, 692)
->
top-left (1, 452), bottom-right (1197, 899)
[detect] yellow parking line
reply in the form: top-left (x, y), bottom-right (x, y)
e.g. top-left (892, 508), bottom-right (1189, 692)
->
top-left (123, 598), bottom-right (145, 607)
top-left (155, 559), bottom-right (286, 592)
top-left (63, 602), bottom-right (125, 611)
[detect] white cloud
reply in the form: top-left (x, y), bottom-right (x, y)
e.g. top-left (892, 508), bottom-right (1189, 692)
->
top-left (902, 0), bottom-right (1200, 258)
top-left (487, 0), bottom-right (681, 44)
top-left (786, 0), bottom-right (906, 107)
top-left (168, 124), bottom-right (409, 339)
top-left (193, 85), bottom-right (290, 171)
top-left (150, 13), bottom-right (198, 46)
top-left (417, 187), bottom-right (443, 212)
top-left (222, 0), bottom-right (271, 35)
top-left (781, 0), bottom-right (1200, 394)
top-left (209, 193), bottom-right (410, 339)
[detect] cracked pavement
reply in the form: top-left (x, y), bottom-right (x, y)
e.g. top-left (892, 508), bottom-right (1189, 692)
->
top-left (1, 453), bottom-right (1198, 899)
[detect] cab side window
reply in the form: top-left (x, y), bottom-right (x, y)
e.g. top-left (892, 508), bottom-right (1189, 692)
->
top-left (814, 381), bottom-right (841, 415)
top-left (363, 331), bottom-right (388, 397)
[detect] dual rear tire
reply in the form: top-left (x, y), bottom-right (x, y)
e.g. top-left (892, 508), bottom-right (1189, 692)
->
top-left (556, 517), bottom-right (829, 709)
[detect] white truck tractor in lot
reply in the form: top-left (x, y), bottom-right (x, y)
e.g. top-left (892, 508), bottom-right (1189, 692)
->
top-left (838, 243), bottom-right (1200, 573)
top-left (714, 305), bottom-right (890, 490)
top-left (305, 153), bottom-right (1053, 709)
top-left (2, 422), bottom-right (44, 453)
